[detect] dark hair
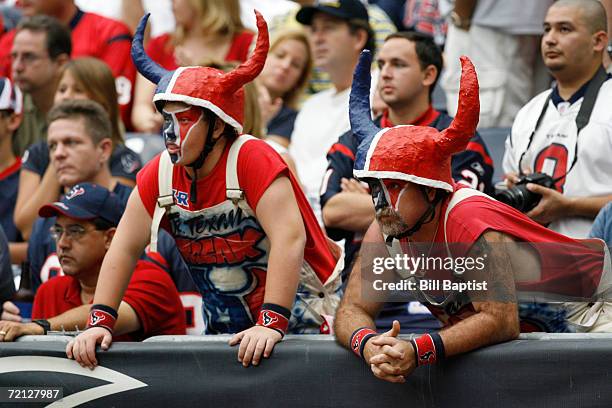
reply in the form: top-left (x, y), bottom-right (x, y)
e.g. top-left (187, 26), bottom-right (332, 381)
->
top-left (385, 31), bottom-right (443, 99)
top-left (17, 15), bottom-right (71, 59)
top-left (92, 217), bottom-right (117, 230)
top-left (47, 100), bottom-right (112, 145)
top-left (349, 21), bottom-right (376, 56)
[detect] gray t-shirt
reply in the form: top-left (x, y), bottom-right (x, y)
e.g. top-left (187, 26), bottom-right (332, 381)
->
top-left (472, 0), bottom-right (555, 35)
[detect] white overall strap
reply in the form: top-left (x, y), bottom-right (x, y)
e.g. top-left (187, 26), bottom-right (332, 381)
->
top-left (150, 151), bottom-right (175, 252)
top-left (443, 188), bottom-right (492, 245)
top-left (226, 135), bottom-right (257, 204)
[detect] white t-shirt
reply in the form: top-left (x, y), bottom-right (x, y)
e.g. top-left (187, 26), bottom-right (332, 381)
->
top-left (289, 87), bottom-right (351, 223)
top-left (503, 78), bottom-right (612, 238)
top-left (240, 0), bottom-right (296, 32)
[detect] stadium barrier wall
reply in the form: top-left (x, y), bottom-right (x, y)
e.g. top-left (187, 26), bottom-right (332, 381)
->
top-left (0, 334), bottom-right (611, 407)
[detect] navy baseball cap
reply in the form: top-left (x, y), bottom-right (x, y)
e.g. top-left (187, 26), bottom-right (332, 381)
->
top-left (39, 183), bottom-right (123, 226)
top-left (296, 0), bottom-right (369, 26)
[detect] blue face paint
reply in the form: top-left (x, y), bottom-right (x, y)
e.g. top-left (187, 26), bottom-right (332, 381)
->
top-left (161, 106), bottom-right (203, 164)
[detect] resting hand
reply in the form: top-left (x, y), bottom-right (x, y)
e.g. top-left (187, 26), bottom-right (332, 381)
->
top-left (362, 320), bottom-right (401, 363)
top-left (369, 336), bottom-right (416, 383)
top-left (1, 301), bottom-right (21, 322)
top-left (66, 327), bottom-right (113, 369)
top-left (229, 325), bottom-right (282, 367)
top-left (0, 321), bottom-right (43, 341)
top-left (257, 85), bottom-right (283, 125)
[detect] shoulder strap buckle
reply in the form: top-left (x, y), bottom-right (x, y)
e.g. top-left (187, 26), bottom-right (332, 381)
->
top-left (157, 194), bottom-right (175, 209)
top-left (226, 188), bottom-right (245, 205)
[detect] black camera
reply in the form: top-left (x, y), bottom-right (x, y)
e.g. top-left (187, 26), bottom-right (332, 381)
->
top-left (496, 173), bottom-right (556, 212)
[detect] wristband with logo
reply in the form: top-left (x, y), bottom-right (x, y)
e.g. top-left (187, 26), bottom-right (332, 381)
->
top-left (350, 327), bottom-right (377, 360)
top-left (256, 303), bottom-right (291, 337)
top-left (411, 332), bottom-right (446, 366)
top-left (86, 304), bottom-right (118, 334)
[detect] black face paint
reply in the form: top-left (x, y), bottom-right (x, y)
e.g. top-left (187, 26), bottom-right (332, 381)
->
top-left (366, 179), bottom-right (390, 212)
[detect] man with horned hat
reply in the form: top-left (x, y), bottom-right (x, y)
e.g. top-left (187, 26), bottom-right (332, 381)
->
top-left (334, 51), bottom-right (612, 383)
top-left (66, 11), bottom-right (342, 369)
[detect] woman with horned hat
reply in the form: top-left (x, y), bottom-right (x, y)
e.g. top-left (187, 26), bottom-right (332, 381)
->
top-left (334, 51), bottom-right (611, 383)
top-left (66, 11), bottom-right (342, 369)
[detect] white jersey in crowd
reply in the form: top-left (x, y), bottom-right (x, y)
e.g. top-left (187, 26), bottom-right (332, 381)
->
top-left (503, 77), bottom-right (612, 238)
top-left (290, 87), bottom-right (351, 223)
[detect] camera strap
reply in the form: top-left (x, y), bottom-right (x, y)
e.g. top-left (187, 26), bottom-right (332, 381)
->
top-left (517, 66), bottom-right (609, 181)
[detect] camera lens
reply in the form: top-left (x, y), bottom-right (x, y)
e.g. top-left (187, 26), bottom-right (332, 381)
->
top-left (497, 184), bottom-right (540, 212)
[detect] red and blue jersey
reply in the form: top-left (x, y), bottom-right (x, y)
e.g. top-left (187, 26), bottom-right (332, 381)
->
top-left (137, 138), bottom-right (337, 334)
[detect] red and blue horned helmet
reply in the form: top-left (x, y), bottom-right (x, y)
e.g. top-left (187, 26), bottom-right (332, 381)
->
top-left (351, 50), bottom-right (480, 192)
top-left (131, 10), bottom-right (270, 134)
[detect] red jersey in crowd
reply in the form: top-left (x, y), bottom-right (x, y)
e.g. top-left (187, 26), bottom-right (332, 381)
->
top-left (31, 260), bottom-right (187, 341)
top-left (0, 8), bottom-right (136, 128)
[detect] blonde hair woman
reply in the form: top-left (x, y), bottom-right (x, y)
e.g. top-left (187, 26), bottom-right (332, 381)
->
top-left (256, 29), bottom-right (312, 149)
top-left (131, 0), bottom-right (254, 133)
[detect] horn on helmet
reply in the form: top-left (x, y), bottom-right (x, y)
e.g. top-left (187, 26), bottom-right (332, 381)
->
top-left (349, 50), bottom-right (381, 144)
top-left (221, 10), bottom-right (269, 93)
top-left (131, 13), bottom-right (169, 84)
top-left (437, 56), bottom-right (480, 154)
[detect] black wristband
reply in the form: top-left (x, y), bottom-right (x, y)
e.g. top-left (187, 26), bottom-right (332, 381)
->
top-left (409, 338), bottom-right (419, 363)
top-left (260, 303), bottom-right (291, 320)
top-left (430, 332), bottom-right (446, 362)
top-left (350, 327), bottom-right (377, 359)
top-left (91, 304), bottom-right (118, 319)
top-left (32, 319), bottom-right (51, 335)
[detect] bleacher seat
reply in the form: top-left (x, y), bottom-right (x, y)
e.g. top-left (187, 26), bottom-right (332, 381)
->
top-left (478, 127), bottom-right (510, 184)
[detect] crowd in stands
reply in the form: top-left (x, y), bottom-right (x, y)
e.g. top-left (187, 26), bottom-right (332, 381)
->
top-left (0, 0), bottom-right (612, 378)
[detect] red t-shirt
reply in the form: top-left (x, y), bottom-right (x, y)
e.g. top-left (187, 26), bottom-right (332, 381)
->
top-left (0, 9), bottom-right (136, 129)
top-left (145, 30), bottom-right (255, 70)
top-left (421, 185), bottom-right (603, 327)
top-left (31, 260), bottom-right (186, 341)
top-left (440, 185), bottom-right (601, 295)
top-left (136, 137), bottom-right (336, 284)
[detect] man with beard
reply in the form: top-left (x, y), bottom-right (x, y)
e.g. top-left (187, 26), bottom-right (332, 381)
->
top-left (320, 31), bottom-right (493, 333)
top-left (333, 51), bottom-right (611, 383)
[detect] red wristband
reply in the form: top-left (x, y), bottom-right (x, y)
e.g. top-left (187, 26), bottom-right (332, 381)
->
top-left (87, 305), bottom-right (118, 334)
top-left (411, 334), bottom-right (437, 366)
top-left (350, 327), bottom-right (377, 359)
top-left (256, 309), bottom-right (289, 337)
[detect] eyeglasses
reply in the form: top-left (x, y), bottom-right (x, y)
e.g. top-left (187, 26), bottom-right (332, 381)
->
top-left (49, 224), bottom-right (98, 242)
top-left (10, 51), bottom-right (49, 66)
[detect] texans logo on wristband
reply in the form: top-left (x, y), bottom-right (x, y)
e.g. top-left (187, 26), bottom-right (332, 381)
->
top-left (262, 311), bottom-right (278, 326)
top-left (419, 351), bottom-right (434, 363)
top-left (352, 337), bottom-right (360, 351)
top-left (89, 311), bottom-right (106, 326)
